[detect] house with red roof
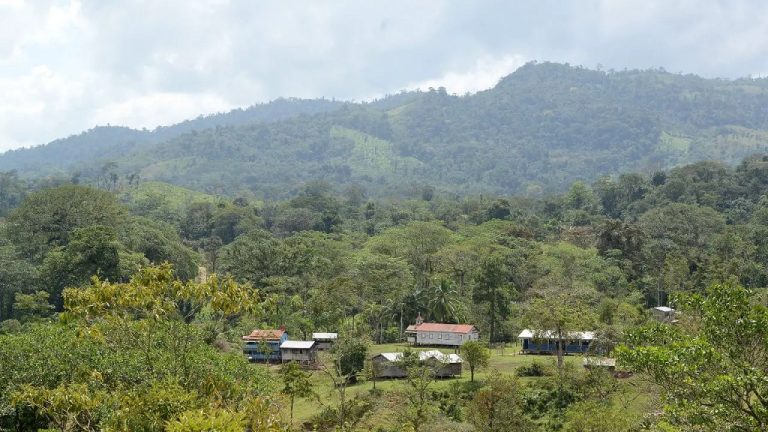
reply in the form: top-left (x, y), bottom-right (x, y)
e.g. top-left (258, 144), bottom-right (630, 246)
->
top-left (405, 314), bottom-right (479, 347)
top-left (242, 328), bottom-right (288, 362)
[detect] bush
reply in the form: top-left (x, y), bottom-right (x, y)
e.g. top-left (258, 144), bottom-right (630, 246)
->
top-left (0, 319), bottom-right (22, 334)
top-left (516, 360), bottom-right (549, 377)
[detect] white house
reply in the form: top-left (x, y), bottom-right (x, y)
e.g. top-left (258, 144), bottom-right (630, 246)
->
top-left (405, 315), bottom-right (479, 347)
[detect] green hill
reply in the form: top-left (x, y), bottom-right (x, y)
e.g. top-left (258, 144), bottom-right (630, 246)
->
top-left (4, 62), bottom-right (768, 198)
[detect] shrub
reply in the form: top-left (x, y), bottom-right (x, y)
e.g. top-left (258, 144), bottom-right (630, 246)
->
top-left (516, 360), bottom-right (549, 377)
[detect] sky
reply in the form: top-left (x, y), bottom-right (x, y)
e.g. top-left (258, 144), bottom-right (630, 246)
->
top-left (2, 0), bottom-right (768, 152)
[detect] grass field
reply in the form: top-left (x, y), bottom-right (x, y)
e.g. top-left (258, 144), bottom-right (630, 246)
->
top-left (255, 342), bottom-right (658, 430)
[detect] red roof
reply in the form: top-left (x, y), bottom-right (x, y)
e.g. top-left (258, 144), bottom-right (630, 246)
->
top-left (409, 323), bottom-right (476, 334)
top-left (242, 329), bottom-right (285, 341)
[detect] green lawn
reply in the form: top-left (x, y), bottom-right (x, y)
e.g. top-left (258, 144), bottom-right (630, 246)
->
top-left (266, 342), bottom-right (649, 428)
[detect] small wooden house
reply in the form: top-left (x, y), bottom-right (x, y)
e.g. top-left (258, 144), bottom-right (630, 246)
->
top-left (371, 350), bottom-right (462, 378)
top-left (242, 329), bottom-right (288, 362)
top-left (312, 332), bottom-right (338, 350)
top-left (371, 352), bottom-right (406, 378)
top-left (405, 315), bottom-right (479, 347)
top-left (280, 340), bottom-right (318, 365)
top-left (518, 329), bottom-right (594, 355)
top-left (651, 306), bottom-right (677, 323)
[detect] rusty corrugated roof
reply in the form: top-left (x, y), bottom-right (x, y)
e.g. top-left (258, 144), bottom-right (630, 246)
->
top-left (411, 323), bottom-right (476, 334)
top-left (242, 329), bottom-right (285, 341)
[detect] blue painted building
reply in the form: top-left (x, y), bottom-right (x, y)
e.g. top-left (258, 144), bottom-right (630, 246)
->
top-left (518, 329), bottom-right (594, 355)
top-left (242, 329), bottom-right (288, 362)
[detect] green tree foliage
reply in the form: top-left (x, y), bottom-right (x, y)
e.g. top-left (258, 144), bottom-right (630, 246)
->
top-left (473, 252), bottom-right (514, 344)
top-left (460, 341), bottom-right (490, 382)
top-left (403, 365), bottom-right (436, 432)
top-left (468, 371), bottom-right (532, 432)
top-left (279, 362), bottom-right (315, 425)
top-left (12, 291), bottom-right (53, 322)
top-left (39, 225), bottom-right (125, 308)
top-left (618, 282), bottom-right (768, 431)
top-left (6, 185), bottom-right (126, 260)
top-left (0, 171), bottom-right (27, 217)
top-left (525, 294), bottom-right (597, 371)
top-left (0, 242), bottom-right (38, 321)
top-left (10, 63), bottom-right (768, 198)
top-left (0, 264), bottom-right (274, 431)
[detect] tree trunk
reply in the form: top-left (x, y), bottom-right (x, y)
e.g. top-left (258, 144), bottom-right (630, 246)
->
top-left (290, 396), bottom-right (294, 425)
top-left (489, 286), bottom-right (496, 347)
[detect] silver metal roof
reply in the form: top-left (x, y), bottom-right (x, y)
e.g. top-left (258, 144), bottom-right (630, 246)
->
top-left (374, 350), bottom-right (462, 363)
top-left (280, 340), bottom-right (316, 349)
top-left (312, 332), bottom-right (338, 340)
top-left (517, 329), bottom-right (595, 340)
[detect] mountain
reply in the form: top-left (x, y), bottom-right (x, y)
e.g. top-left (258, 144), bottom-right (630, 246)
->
top-left (3, 62), bottom-right (768, 198)
top-left (0, 98), bottom-right (345, 176)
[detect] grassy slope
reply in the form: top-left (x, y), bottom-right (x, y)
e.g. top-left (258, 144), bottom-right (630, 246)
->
top-left (121, 181), bottom-right (219, 208)
top-left (329, 126), bottom-right (424, 179)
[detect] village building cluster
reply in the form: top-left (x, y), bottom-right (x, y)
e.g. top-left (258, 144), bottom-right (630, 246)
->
top-left (243, 306), bottom-right (676, 376)
top-left (242, 328), bottom-right (337, 365)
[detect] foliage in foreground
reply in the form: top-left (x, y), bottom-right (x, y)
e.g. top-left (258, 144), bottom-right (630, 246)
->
top-left (618, 282), bottom-right (768, 431)
top-left (0, 265), bottom-right (281, 432)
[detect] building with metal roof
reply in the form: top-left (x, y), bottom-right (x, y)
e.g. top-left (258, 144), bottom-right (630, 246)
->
top-left (405, 314), bottom-right (479, 347)
top-left (312, 332), bottom-right (338, 350)
top-left (242, 328), bottom-right (288, 362)
top-left (371, 350), bottom-right (463, 378)
top-left (280, 340), bottom-right (318, 365)
top-left (517, 329), bottom-right (595, 355)
top-left (651, 306), bottom-right (677, 323)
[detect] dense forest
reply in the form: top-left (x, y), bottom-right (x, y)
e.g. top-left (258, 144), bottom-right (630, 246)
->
top-left (4, 62), bottom-right (768, 199)
top-left (1, 153), bottom-right (767, 431)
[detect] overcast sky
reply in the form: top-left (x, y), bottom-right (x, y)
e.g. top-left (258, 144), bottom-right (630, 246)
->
top-left (2, 0), bottom-right (768, 152)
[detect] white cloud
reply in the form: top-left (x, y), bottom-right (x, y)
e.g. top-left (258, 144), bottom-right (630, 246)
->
top-left (0, 65), bottom-right (89, 150)
top-left (91, 92), bottom-right (235, 130)
top-left (406, 54), bottom-right (527, 95)
top-left (2, 0), bottom-right (768, 153)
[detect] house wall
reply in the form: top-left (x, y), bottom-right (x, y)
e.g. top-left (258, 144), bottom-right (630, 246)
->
top-left (520, 338), bottom-right (591, 354)
top-left (372, 357), bottom-right (407, 378)
top-left (438, 363), bottom-right (462, 378)
top-left (315, 340), bottom-right (334, 350)
top-left (243, 333), bottom-right (289, 361)
top-left (372, 357), bottom-right (461, 378)
top-left (415, 330), bottom-right (478, 346)
top-left (281, 348), bottom-right (317, 364)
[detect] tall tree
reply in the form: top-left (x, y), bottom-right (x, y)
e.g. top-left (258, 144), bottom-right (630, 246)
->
top-left (468, 371), bottom-right (532, 432)
top-left (460, 341), bottom-right (490, 382)
top-left (279, 362), bottom-right (315, 425)
top-left (525, 293), bottom-right (596, 371)
top-left (618, 282), bottom-right (768, 431)
top-left (473, 252), bottom-right (513, 345)
top-left (6, 185), bottom-right (126, 260)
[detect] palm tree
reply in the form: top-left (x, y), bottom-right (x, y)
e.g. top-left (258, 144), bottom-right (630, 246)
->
top-left (427, 279), bottom-right (465, 323)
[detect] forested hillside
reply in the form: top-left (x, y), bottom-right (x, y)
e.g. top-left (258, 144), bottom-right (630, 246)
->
top-left (3, 62), bottom-right (768, 199)
top-left (1, 155), bottom-right (767, 431)
top-left (0, 98), bottom-right (344, 176)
